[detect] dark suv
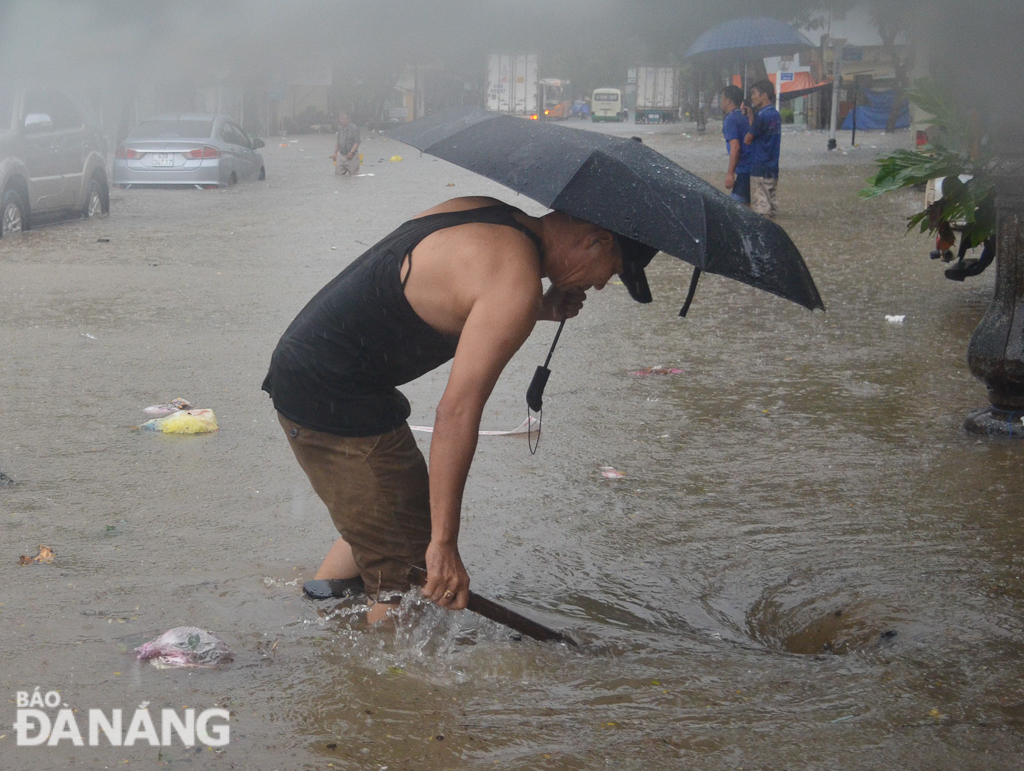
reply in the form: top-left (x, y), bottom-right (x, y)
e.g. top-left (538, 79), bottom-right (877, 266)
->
top-left (0, 86), bottom-right (110, 237)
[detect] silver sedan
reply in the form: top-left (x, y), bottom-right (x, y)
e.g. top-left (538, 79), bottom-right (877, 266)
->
top-left (113, 114), bottom-right (265, 188)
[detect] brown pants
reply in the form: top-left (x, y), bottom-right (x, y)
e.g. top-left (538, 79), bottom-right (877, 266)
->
top-left (279, 414), bottom-right (430, 596)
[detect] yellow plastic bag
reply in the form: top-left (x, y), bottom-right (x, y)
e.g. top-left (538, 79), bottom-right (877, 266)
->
top-left (140, 409), bottom-right (219, 434)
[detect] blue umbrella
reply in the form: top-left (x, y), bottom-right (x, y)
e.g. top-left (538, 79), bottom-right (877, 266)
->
top-left (685, 16), bottom-right (815, 61)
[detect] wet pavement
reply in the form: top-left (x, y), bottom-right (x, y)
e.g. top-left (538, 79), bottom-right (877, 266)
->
top-left (1, 120), bottom-right (1022, 770)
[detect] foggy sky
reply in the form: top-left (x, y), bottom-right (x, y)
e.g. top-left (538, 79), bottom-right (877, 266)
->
top-left (1, 0), bottom-right (1021, 124)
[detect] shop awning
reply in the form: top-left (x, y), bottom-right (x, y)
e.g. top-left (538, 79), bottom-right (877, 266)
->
top-left (732, 72), bottom-right (832, 100)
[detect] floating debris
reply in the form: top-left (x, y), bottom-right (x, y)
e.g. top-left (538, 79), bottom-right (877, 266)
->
top-left (389, 155), bottom-right (402, 162)
top-left (885, 315), bottom-right (905, 324)
top-left (136, 627), bottom-right (232, 669)
top-left (600, 466), bottom-right (625, 479)
top-left (19, 545), bottom-right (55, 565)
top-left (143, 398), bottom-right (194, 416)
top-left (138, 409), bottom-right (218, 434)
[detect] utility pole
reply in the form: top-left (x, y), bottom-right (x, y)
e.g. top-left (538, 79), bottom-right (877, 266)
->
top-left (827, 37), bottom-right (846, 150)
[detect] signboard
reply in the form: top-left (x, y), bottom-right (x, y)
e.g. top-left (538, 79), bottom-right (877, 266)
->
top-left (781, 72), bottom-right (795, 82)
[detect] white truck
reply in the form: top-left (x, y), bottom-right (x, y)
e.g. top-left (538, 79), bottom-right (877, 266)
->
top-left (486, 54), bottom-right (538, 116)
top-left (632, 66), bottom-right (679, 123)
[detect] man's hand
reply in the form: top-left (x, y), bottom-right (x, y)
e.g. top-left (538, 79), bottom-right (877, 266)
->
top-left (539, 286), bottom-right (586, 321)
top-left (725, 171), bottom-right (735, 190)
top-left (422, 540), bottom-right (470, 610)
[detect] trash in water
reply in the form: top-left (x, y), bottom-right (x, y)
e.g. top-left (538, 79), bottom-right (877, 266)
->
top-left (143, 398), bottom-right (194, 416)
top-left (600, 466), bottom-right (625, 479)
top-left (138, 409), bottom-right (218, 434)
top-left (885, 315), bottom-right (906, 324)
top-left (19, 545), bottom-right (55, 565)
top-left (0, 469), bottom-right (14, 486)
top-left (81, 333), bottom-right (96, 339)
top-left (446, 182), bottom-right (455, 187)
top-left (135, 627), bottom-right (232, 669)
top-left (630, 366), bottom-right (683, 377)
top-left (390, 155), bottom-right (402, 162)
top-left (355, 173), bottom-right (375, 177)
top-left (410, 416), bottom-right (539, 436)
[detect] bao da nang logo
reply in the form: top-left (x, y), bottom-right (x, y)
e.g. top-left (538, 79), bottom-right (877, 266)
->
top-left (13, 689), bottom-right (229, 747)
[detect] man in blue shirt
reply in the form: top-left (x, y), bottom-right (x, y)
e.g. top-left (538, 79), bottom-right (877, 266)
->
top-left (719, 85), bottom-right (751, 205)
top-left (744, 79), bottom-right (782, 218)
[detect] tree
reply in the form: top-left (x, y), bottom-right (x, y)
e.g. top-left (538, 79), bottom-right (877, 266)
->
top-left (868, 3), bottom-right (917, 132)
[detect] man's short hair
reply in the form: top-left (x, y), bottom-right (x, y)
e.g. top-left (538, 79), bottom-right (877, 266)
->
top-left (720, 85), bottom-right (744, 108)
top-left (750, 79), bottom-right (775, 102)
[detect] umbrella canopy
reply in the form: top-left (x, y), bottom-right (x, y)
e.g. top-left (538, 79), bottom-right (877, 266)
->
top-left (685, 16), bottom-right (815, 62)
top-left (387, 107), bottom-right (823, 312)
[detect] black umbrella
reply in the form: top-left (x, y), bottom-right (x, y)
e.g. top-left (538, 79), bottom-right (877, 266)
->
top-left (387, 107), bottom-right (824, 313)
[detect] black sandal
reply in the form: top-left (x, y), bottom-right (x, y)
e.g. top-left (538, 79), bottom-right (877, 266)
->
top-left (302, 577), bottom-right (366, 600)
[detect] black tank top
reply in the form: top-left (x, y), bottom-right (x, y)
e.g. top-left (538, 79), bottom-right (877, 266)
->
top-left (262, 204), bottom-right (543, 436)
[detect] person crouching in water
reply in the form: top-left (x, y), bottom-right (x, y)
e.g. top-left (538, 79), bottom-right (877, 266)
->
top-left (262, 196), bottom-right (656, 623)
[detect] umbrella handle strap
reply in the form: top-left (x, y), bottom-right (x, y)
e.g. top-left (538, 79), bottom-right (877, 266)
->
top-left (526, 319), bottom-right (566, 455)
top-left (679, 268), bottom-right (702, 317)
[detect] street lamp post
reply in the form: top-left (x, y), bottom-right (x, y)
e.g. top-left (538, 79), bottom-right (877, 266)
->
top-left (963, 131), bottom-right (1024, 437)
top-left (827, 37), bottom-right (845, 151)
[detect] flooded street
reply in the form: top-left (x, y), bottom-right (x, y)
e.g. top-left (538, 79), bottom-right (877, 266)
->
top-left (2, 122), bottom-right (1022, 770)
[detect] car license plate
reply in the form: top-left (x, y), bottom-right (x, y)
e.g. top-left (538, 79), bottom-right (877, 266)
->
top-left (152, 153), bottom-right (174, 167)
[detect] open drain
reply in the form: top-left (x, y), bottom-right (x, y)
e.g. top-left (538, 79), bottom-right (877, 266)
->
top-left (746, 576), bottom-right (901, 655)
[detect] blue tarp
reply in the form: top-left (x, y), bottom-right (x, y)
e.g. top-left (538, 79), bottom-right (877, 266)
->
top-left (841, 89), bottom-right (910, 130)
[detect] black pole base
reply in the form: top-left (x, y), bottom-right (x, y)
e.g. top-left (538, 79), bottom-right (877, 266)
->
top-left (827, 138), bottom-right (837, 151)
top-left (963, 406), bottom-right (1024, 438)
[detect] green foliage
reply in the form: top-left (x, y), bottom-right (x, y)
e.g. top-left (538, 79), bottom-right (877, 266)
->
top-left (859, 78), bottom-right (994, 247)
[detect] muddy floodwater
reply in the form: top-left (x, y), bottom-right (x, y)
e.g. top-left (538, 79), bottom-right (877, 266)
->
top-left (2, 122), bottom-right (1022, 770)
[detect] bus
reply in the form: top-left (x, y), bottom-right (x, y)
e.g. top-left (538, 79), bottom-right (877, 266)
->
top-left (591, 88), bottom-right (624, 122)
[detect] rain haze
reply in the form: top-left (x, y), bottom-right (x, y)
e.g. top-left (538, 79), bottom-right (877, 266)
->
top-left (2, 1), bottom-right (1024, 769)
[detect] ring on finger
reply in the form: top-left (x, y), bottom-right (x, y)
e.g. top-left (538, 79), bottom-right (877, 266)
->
top-left (443, 590), bottom-right (455, 600)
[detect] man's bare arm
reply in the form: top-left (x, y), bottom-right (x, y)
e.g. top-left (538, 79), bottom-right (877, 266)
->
top-left (421, 265), bottom-right (541, 610)
top-left (726, 138), bottom-right (741, 188)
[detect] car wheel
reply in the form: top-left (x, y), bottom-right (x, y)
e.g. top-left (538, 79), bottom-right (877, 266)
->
top-left (82, 177), bottom-right (104, 219)
top-left (1, 188), bottom-right (27, 237)
top-left (258, 167), bottom-right (265, 181)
